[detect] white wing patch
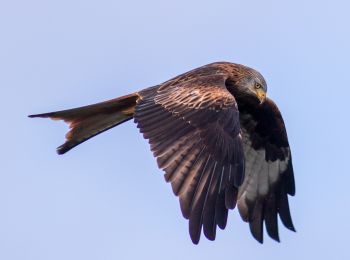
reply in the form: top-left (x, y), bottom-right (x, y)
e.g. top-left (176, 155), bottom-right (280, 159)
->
top-left (238, 129), bottom-right (289, 202)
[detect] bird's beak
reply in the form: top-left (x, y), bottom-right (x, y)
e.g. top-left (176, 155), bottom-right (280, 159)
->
top-left (256, 89), bottom-right (267, 104)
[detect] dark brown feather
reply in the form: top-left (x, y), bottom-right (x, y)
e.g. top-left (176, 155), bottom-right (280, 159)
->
top-left (249, 201), bottom-right (264, 243)
top-left (264, 194), bottom-right (280, 242)
top-left (215, 190), bottom-right (229, 229)
top-left (134, 66), bottom-right (245, 243)
top-left (189, 157), bottom-right (214, 244)
top-left (237, 97), bottom-right (295, 243)
top-left (202, 162), bottom-right (222, 240)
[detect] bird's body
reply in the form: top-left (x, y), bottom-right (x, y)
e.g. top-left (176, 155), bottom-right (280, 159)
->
top-left (29, 62), bottom-right (295, 244)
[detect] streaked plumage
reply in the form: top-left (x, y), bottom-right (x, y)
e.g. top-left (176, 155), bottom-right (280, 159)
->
top-left (29, 62), bottom-right (295, 244)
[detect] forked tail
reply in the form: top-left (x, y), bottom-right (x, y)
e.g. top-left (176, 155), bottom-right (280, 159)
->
top-left (29, 93), bottom-right (140, 154)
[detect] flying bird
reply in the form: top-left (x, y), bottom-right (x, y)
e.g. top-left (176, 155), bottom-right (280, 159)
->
top-left (29, 62), bottom-right (295, 244)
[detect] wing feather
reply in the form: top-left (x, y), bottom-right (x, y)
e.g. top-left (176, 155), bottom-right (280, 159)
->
top-left (203, 162), bottom-right (222, 240)
top-left (264, 194), bottom-right (279, 241)
top-left (238, 98), bottom-right (295, 242)
top-left (134, 68), bottom-right (244, 243)
top-left (189, 156), bottom-right (214, 244)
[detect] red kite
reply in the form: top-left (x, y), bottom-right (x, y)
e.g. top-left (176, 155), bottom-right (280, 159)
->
top-left (30, 62), bottom-right (295, 244)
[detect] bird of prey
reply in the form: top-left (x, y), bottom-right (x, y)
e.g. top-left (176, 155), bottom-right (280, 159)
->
top-left (29, 62), bottom-right (295, 244)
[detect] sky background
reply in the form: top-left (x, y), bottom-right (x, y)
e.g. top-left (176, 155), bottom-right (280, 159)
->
top-left (1, 0), bottom-right (349, 259)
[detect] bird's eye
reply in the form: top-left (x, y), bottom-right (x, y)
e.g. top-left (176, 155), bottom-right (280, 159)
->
top-left (255, 83), bottom-right (262, 89)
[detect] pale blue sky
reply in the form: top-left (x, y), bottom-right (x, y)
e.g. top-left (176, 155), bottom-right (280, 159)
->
top-left (1, 0), bottom-right (349, 259)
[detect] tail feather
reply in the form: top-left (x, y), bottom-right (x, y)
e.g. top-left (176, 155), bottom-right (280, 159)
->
top-left (29, 93), bottom-right (140, 154)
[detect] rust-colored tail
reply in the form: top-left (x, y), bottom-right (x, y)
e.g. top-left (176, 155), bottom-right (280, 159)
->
top-left (29, 93), bottom-right (140, 154)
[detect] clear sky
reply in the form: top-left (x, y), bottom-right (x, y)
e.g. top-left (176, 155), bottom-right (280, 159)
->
top-left (1, 0), bottom-right (349, 259)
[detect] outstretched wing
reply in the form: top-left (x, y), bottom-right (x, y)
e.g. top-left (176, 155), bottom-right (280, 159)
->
top-left (237, 98), bottom-right (295, 243)
top-left (134, 69), bottom-right (244, 244)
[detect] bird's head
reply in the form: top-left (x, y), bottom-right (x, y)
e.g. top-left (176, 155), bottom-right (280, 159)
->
top-left (227, 65), bottom-right (267, 105)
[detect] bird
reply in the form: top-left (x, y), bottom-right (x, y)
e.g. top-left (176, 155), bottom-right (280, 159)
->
top-left (29, 61), bottom-right (295, 244)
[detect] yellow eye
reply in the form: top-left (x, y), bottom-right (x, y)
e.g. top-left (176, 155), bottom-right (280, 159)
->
top-left (255, 82), bottom-right (262, 89)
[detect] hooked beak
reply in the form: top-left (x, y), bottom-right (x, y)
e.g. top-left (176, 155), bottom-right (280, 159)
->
top-left (256, 89), bottom-right (267, 104)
